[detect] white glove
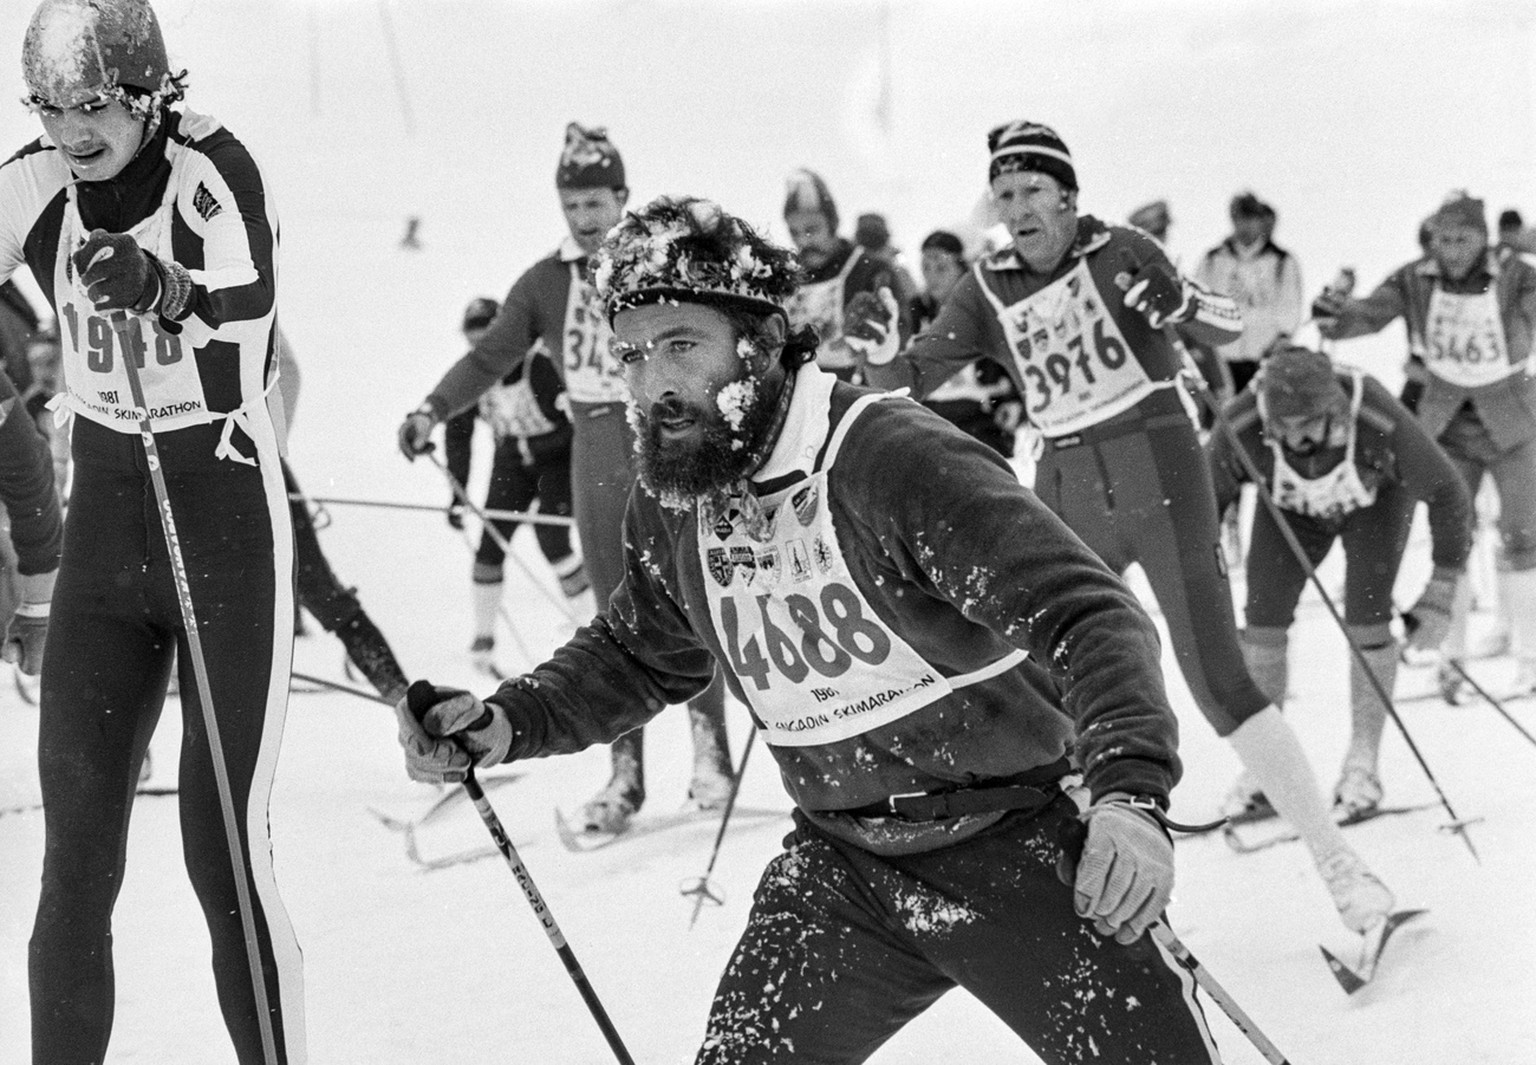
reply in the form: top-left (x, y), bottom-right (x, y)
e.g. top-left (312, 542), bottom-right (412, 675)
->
top-left (395, 683), bottom-right (512, 785)
top-left (1072, 795), bottom-right (1175, 944)
top-left (843, 288), bottom-right (902, 366)
top-left (479, 378), bottom-right (557, 439)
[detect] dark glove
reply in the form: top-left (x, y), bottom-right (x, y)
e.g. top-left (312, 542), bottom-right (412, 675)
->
top-left (1056, 794), bottom-right (1174, 945)
top-left (842, 288), bottom-right (902, 366)
top-left (1121, 260), bottom-right (1192, 330)
top-left (2, 608), bottom-right (49, 676)
top-left (1310, 289), bottom-right (1347, 324)
top-left (446, 501), bottom-right (465, 530)
top-left (397, 406), bottom-right (437, 460)
top-left (73, 229), bottom-right (161, 313)
top-left (395, 679), bottom-right (512, 784)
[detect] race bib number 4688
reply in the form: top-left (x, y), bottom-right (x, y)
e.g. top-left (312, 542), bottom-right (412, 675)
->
top-left (719, 582), bottom-right (891, 692)
top-left (699, 473), bottom-right (952, 747)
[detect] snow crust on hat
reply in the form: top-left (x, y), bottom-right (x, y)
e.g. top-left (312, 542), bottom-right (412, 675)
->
top-left (26, 1), bottom-right (98, 99)
top-left (593, 195), bottom-right (802, 322)
top-left (556, 122), bottom-right (625, 190)
top-left (23, 0), bottom-right (181, 114)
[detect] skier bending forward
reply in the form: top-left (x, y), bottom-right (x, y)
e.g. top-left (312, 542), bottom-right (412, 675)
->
top-left (398, 196), bottom-right (1225, 1064)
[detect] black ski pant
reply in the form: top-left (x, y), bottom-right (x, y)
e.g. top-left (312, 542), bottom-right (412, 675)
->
top-left (474, 437), bottom-right (574, 572)
top-left (698, 797), bottom-right (1222, 1065)
top-left (30, 418), bottom-right (304, 1064)
top-left (1244, 483), bottom-right (1417, 628)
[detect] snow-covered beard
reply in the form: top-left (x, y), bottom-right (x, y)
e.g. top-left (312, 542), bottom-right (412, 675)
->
top-left (631, 370), bottom-right (781, 511)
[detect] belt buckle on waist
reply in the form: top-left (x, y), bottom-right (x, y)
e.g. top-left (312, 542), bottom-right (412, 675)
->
top-left (882, 790), bottom-right (928, 817)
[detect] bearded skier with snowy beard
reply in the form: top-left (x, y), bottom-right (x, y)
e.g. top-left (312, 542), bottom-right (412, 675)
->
top-left (397, 196), bottom-right (1227, 1064)
top-left (397, 124), bottom-right (733, 835)
top-left (0, 1), bottom-right (305, 1061)
top-left (859, 119), bottom-right (1397, 939)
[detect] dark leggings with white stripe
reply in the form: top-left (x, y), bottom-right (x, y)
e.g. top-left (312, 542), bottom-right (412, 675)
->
top-left (1033, 393), bottom-right (1270, 736)
top-left (30, 418), bottom-right (303, 1065)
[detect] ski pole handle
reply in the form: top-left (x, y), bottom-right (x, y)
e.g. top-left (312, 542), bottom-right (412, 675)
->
top-left (405, 680), bottom-right (637, 1065)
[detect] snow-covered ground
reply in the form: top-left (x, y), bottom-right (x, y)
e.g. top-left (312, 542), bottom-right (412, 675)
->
top-left (4, 1), bottom-right (1536, 1061)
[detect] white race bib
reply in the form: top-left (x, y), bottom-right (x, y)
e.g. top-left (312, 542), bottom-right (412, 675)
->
top-left (1264, 370), bottom-right (1378, 520)
top-left (55, 185), bottom-right (208, 432)
top-left (980, 258), bottom-right (1159, 436)
top-left (1424, 286), bottom-right (1519, 387)
top-left (560, 263), bottom-right (627, 404)
top-left (700, 395), bottom-right (951, 746)
top-left (784, 249), bottom-right (862, 371)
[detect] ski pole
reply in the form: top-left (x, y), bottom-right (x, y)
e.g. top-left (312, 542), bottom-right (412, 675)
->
top-left (107, 311), bottom-right (280, 1065)
top-left (681, 727), bottom-right (758, 928)
top-left (287, 492), bottom-right (576, 527)
top-left (1440, 656), bottom-right (1536, 750)
top-left (406, 681), bottom-right (636, 1065)
top-left (425, 451), bottom-right (581, 624)
top-left (291, 670), bottom-right (398, 707)
top-left (1149, 924), bottom-right (1294, 1064)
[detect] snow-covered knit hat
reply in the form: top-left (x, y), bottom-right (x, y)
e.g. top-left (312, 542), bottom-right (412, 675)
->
top-left (1257, 334), bottom-right (1344, 419)
top-left (556, 122), bottom-right (626, 191)
top-left (593, 195), bottom-right (803, 325)
top-left (987, 120), bottom-right (1076, 190)
top-left (1430, 191), bottom-right (1487, 235)
top-left (783, 169), bottom-right (839, 233)
top-left (22, 0), bottom-right (183, 115)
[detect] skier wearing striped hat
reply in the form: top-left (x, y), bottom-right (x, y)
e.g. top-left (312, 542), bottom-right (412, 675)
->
top-left (861, 119), bottom-right (1397, 935)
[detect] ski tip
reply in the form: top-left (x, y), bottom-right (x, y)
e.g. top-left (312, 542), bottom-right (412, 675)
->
top-left (1318, 944), bottom-right (1368, 995)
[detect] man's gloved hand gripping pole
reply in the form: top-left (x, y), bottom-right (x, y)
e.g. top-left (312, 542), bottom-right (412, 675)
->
top-left (397, 680), bottom-right (636, 1065)
top-left (1056, 800), bottom-right (1295, 1065)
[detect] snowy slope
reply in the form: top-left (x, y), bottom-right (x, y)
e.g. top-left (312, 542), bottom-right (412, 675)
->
top-left (4, 1), bottom-right (1536, 1061)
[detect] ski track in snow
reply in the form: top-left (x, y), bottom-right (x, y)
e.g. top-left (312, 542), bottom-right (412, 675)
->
top-left (3, 2), bottom-right (1536, 1061)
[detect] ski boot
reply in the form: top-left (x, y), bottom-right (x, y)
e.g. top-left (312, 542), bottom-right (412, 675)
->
top-left (469, 636), bottom-right (505, 681)
top-left (580, 778), bottom-right (643, 834)
top-left (1507, 659), bottom-right (1536, 699)
top-left (686, 765), bottom-right (735, 812)
top-left (1219, 772), bottom-right (1275, 824)
top-left (1316, 848), bottom-right (1395, 934)
top-left (1332, 766), bottom-right (1383, 820)
top-left (1436, 659), bottom-right (1468, 705)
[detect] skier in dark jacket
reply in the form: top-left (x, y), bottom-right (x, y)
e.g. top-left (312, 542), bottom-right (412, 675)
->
top-left (399, 194), bottom-right (1225, 1065)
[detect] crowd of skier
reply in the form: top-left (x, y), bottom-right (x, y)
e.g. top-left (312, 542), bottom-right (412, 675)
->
top-left (3, 1), bottom-right (1533, 1063)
